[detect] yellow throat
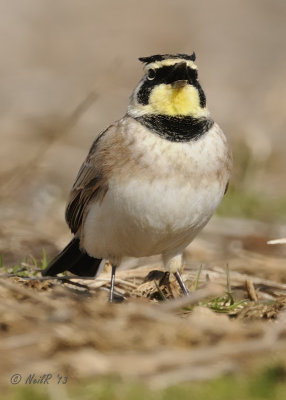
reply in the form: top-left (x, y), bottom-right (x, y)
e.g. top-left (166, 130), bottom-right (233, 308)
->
top-left (148, 84), bottom-right (208, 118)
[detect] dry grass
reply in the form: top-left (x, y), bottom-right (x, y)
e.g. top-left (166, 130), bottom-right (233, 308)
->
top-left (1, 253), bottom-right (286, 390)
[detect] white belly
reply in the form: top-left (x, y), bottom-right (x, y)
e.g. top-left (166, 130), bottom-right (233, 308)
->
top-left (82, 176), bottom-right (225, 262)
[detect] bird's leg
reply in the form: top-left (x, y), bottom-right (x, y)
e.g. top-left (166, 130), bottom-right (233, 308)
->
top-left (174, 271), bottom-right (189, 296)
top-left (109, 265), bottom-right (116, 302)
top-left (163, 253), bottom-right (189, 296)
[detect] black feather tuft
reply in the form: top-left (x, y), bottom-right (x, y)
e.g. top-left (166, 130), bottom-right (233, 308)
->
top-left (42, 237), bottom-right (102, 277)
top-left (139, 53), bottom-right (196, 64)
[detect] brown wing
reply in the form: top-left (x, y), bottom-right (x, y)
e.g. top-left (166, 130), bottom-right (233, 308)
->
top-left (65, 124), bottom-right (115, 234)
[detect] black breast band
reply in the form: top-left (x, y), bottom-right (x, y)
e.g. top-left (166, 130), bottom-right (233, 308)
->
top-left (135, 114), bottom-right (213, 142)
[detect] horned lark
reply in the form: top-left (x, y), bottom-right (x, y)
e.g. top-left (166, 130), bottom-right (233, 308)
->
top-left (42, 53), bottom-right (232, 301)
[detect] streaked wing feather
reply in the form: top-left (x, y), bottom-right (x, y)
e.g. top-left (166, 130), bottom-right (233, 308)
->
top-left (65, 125), bottom-right (115, 234)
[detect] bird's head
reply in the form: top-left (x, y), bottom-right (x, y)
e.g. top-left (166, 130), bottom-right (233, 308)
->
top-left (128, 53), bottom-right (209, 119)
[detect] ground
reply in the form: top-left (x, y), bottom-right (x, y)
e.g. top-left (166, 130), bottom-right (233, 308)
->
top-left (1, 217), bottom-right (286, 398)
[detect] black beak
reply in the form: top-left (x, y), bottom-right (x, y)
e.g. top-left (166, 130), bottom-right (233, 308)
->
top-left (169, 62), bottom-right (188, 88)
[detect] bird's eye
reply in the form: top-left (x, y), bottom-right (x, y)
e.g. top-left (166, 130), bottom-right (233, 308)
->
top-left (147, 68), bottom-right (156, 80)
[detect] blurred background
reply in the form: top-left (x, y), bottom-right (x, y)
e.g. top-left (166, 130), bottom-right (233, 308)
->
top-left (1, 0), bottom-right (286, 264)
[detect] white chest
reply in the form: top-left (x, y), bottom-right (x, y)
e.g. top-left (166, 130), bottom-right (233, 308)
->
top-left (82, 122), bottom-right (230, 261)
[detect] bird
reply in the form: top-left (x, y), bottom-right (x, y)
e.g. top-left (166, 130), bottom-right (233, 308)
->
top-left (42, 53), bottom-right (232, 301)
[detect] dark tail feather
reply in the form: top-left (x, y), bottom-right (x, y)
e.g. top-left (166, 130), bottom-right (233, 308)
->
top-left (42, 237), bottom-right (102, 277)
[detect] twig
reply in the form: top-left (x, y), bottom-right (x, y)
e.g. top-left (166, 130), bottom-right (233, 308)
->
top-left (158, 283), bottom-right (223, 312)
top-left (267, 238), bottom-right (286, 245)
top-left (245, 279), bottom-right (258, 301)
top-left (147, 361), bottom-right (237, 389)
